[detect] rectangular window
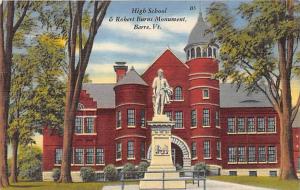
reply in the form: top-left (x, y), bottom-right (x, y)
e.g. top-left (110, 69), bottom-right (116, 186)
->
top-left (191, 142), bottom-right (197, 159)
top-left (248, 146), bottom-right (256, 162)
top-left (215, 111), bottom-right (220, 127)
top-left (229, 171), bottom-right (237, 176)
top-left (249, 171), bottom-right (257, 176)
top-left (247, 118), bottom-right (255, 132)
top-left (228, 147), bottom-right (237, 162)
top-left (216, 141), bottom-right (221, 159)
top-left (127, 109), bottom-right (135, 126)
top-left (191, 110), bottom-right (197, 127)
top-left (237, 118), bottom-right (245, 132)
top-left (75, 117), bottom-right (83, 133)
top-left (141, 109), bottom-right (146, 127)
top-left (116, 143), bottom-right (122, 160)
top-left (86, 148), bottom-right (94, 164)
top-left (96, 148), bottom-right (104, 164)
top-left (202, 109), bottom-right (210, 126)
top-left (85, 117), bottom-right (94, 133)
top-left (268, 146), bottom-right (276, 162)
top-left (227, 117), bottom-right (235, 133)
top-left (203, 89), bottom-right (209, 99)
top-left (175, 111), bottom-right (183, 128)
top-left (165, 111), bottom-right (172, 121)
top-left (116, 111), bottom-right (121, 129)
top-left (75, 148), bottom-right (84, 164)
top-left (258, 146), bottom-right (266, 162)
top-left (140, 142), bottom-right (146, 159)
top-left (203, 140), bottom-right (211, 158)
top-left (257, 117), bottom-right (266, 132)
top-left (267, 117), bottom-right (276, 132)
top-left (238, 146), bottom-right (246, 162)
top-left (269, 171), bottom-right (277, 177)
top-left (127, 141), bottom-right (134, 159)
top-left (55, 148), bottom-right (62, 164)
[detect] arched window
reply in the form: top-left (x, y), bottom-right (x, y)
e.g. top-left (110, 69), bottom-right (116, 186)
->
top-left (191, 48), bottom-right (195, 59)
top-left (77, 103), bottom-right (85, 110)
top-left (187, 50), bottom-right (190, 60)
top-left (213, 48), bottom-right (217, 58)
top-left (208, 47), bottom-right (212, 57)
top-left (196, 47), bottom-right (201, 57)
top-left (202, 48), bottom-right (207, 57)
top-left (174, 86), bottom-right (183, 100)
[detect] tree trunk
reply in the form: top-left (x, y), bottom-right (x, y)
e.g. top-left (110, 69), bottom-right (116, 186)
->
top-left (9, 133), bottom-right (19, 183)
top-left (0, 2), bottom-right (10, 188)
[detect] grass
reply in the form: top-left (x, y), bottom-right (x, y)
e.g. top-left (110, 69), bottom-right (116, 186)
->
top-left (208, 176), bottom-right (300, 190)
top-left (5, 181), bottom-right (137, 190)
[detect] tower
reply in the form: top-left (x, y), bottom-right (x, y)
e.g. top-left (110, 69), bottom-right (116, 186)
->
top-left (185, 11), bottom-right (222, 168)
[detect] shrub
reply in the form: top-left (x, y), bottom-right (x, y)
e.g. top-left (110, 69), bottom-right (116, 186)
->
top-left (80, 167), bottom-right (95, 182)
top-left (122, 163), bottom-right (136, 179)
top-left (104, 164), bottom-right (118, 181)
top-left (137, 161), bottom-right (149, 178)
top-left (18, 146), bottom-right (42, 181)
top-left (194, 162), bottom-right (209, 176)
top-left (52, 168), bottom-right (61, 182)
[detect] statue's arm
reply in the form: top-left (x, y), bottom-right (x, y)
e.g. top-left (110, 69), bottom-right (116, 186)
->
top-left (152, 78), bottom-right (157, 96)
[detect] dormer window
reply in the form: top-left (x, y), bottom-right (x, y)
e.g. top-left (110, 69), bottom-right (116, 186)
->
top-left (174, 86), bottom-right (183, 100)
top-left (196, 47), bottom-right (201, 57)
top-left (77, 103), bottom-right (85, 110)
top-left (191, 48), bottom-right (195, 59)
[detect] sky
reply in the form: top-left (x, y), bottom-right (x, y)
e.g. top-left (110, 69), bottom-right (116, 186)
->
top-left (86, 0), bottom-right (243, 83)
top-left (26, 0), bottom-right (300, 152)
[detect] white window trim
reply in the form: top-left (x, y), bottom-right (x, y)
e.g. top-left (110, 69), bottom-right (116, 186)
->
top-left (141, 110), bottom-right (146, 128)
top-left (191, 109), bottom-right (197, 128)
top-left (75, 133), bottom-right (97, 136)
top-left (127, 109), bottom-right (136, 127)
top-left (116, 111), bottom-right (122, 129)
top-left (174, 111), bottom-right (184, 129)
top-left (202, 88), bottom-right (210, 100)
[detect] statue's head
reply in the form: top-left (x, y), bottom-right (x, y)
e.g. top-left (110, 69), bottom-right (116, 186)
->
top-left (157, 69), bottom-right (164, 78)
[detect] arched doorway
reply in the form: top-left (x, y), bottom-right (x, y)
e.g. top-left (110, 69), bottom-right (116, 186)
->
top-left (147, 135), bottom-right (191, 170)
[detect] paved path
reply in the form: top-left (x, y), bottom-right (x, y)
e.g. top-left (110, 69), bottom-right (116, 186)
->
top-left (102, 179), bottom-right (275, 190)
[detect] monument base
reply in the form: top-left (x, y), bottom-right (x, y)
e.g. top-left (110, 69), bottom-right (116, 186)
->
top-left (139, 114), bottom-right (185, 189)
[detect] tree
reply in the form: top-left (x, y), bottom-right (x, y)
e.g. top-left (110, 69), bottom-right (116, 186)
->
top-left (83, 73), bottom-right (92, 83)
top-left (207, 0), bottom-right (300, 179)
top-left (0, 1), bottom-right (31, 187)
top-left (8, 33), bottom-right (66, 183)
top-left (58, 1), bottom-right (110, 183)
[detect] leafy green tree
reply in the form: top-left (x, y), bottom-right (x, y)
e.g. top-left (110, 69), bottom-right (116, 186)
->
top-left (0, 1), bottom-right (31, 187)
top-left (83, 73), bottom-right (93, 83)
top-left (207, 0), bottom-right (300, 179)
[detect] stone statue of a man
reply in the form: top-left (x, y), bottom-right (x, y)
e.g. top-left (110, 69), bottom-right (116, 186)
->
top-left (152, 69), bottom-right (173, 116)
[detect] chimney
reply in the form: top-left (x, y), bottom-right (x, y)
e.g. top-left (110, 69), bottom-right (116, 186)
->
top-left (114, 62), bottom-right (128, 82)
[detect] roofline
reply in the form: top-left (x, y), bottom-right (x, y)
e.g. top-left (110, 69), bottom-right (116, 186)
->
top-left (114, 82), bottom-right (149, 88)
top-left (141, 48), bottom-right (189, 76)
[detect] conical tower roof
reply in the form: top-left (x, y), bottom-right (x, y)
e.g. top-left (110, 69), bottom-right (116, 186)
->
top-left (185, 12), bottom-right (214, 50)
top-left (115, 66), bottom-right (148, 87)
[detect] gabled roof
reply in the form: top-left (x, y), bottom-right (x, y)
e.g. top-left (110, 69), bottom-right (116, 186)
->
top-left (220, 83), bottom-right (273, 108)
top-left (115, 66), bottom-right (148, 87)
top-left (82, 83), bottom-right (115, 108)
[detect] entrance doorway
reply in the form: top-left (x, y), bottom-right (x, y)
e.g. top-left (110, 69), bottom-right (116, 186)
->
top-left (172, 143), bottom-right (183, 168)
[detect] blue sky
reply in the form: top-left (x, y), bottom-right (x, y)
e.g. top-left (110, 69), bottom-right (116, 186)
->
top-left (87, 1), bottom-right (243, 83)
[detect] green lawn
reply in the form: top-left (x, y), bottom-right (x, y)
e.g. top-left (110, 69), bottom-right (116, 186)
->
top-left (209, 176), bottom-right (300, 190)
top-left (5, 181), bottom-right (136, 190)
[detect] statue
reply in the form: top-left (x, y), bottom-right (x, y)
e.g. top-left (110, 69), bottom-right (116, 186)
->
top-left (152, 69), bottom-right (173, 116)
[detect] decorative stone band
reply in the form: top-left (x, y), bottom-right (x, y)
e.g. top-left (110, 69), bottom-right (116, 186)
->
top-left (190, 102), bottom-right (220, 107)
top-left (116, 102), bottom-right (146, 108)
top-left (188, 85), bottom-right (220, 91)
top-left (188, 72), bottom-right (214, 77)
top-left (191, 135), bottom-right (221, 139)
top-left (115, 135), bottom-right (147, 140)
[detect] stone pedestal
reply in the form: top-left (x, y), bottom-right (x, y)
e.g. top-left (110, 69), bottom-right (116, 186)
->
top-left (139, 115), bottom-right (185, 189)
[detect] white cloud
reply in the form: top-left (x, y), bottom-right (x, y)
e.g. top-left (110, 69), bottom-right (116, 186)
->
top-left (160, 15), bottom-right (197, 34)
top-left (102, 19), bottom-right (170, 41)
top-left (92, 42), bottom-right (146, 55)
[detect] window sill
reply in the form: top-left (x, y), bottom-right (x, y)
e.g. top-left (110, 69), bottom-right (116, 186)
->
top-left (216, 126), bottom-right (221, 129)
top-left (71, 164), bottom-right (84, 166)
top-left (116, 127), bottom-right (122, 130)
top-left (204, 157), bottom-right (212, 160)
top-left (203, 126), bottom-right (211, 128)
top-left (203, 97), bottom-right (210, 100)
top-left (267, 161), bottom-right (278, 164)
top-left (54, 164), bottom-right (61, 166)
top-left (216, 158), bottom-right (222, 160)
top-left (141, 126), bottom-right (146, 129)
top-left (127, 157), bottom-right (135, 160)
top-left (237, 132), bottom-right (247, 134)
top-left (86, 164), bottom-right (95, 166)
top-left (191, 126), bottom-right (197, 129)
top-left (237, 162), bottom-right (247, 164)
top-left (75, 133), bottom-right (97, 135)
top-left (96, 164), bottom-right (105, 166)
top-left (116, 159), bottom-right (122, 162)
top-left (248, 161), bottom-right (257, 164)
top-left (171, 99), bottom-right (184, 102)
top-left (192, 157), bottom-right (198, 160)
top-left (128, 125), bottom-right (136, 128)
top-left (228, 162), bottom-right (238, 164)
top-left (174, 127), bottom-right (185, 129)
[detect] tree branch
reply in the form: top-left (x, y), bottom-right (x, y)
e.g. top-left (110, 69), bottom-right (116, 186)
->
top-left (12, 1), bottom-right (30, 34)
